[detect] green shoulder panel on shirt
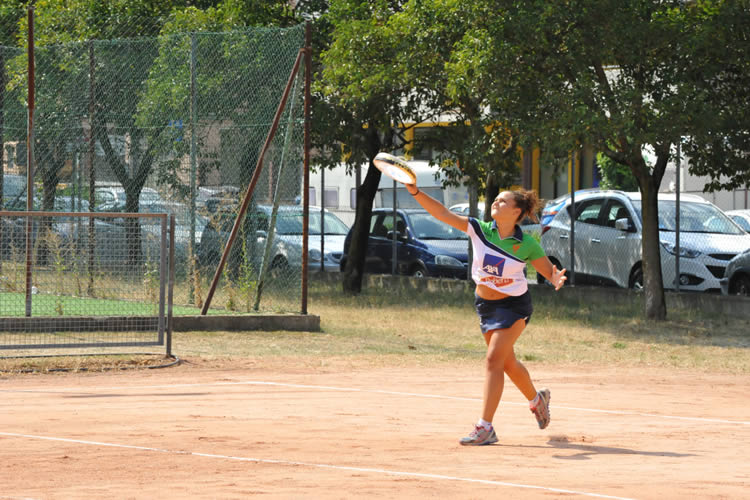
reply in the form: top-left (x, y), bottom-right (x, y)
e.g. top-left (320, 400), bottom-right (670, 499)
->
top-left (520, 233), bottom-right (546, 261)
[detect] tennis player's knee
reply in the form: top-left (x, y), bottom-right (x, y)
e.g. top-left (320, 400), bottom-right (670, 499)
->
top-left (485, 348), bottom-right (510, 372)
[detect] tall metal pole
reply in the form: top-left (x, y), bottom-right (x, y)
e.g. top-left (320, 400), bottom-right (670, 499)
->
top-left (302, 22), bottom-right (312, 314)
top-left (87, 40), bottom-right (96, 297)
top-left (25, 4), bottom-right (35, 317)
top-left (675, 140), bottom-right (681, 292)
top-left (391, 179), bottom-right (397, 275)
top-left (189, 33), bottom-right (198, 303)
top-left (320, 167), bottom-right (325, 272)
top-left (569, 150), bottom-right (576, 287)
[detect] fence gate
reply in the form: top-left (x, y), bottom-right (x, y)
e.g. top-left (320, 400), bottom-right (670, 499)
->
top-left (0, 211), bottom-right (173, 356)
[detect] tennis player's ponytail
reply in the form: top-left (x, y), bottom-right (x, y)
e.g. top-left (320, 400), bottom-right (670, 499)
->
top-left (511, 189), bottom-right (541, 223)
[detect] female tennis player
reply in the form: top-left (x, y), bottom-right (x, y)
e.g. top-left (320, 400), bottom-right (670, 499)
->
top-left (406, 184), bottom-right (567, 446)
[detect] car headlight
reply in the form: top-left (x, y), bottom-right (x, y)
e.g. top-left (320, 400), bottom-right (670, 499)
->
top-left (308, 248), bottom-right (322, 262)
top-left (435, 255), bottom-right (463, 267)
top-left (660, 241), bottom-right (701, 258)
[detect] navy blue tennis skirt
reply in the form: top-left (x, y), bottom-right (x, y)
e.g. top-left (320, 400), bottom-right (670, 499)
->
top-left (474, 291), bottom-right (533, 334)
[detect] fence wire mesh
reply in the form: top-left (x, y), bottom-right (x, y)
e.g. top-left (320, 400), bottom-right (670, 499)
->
top-left (0, 211), bottom-right (168, 352)
top-left (1, 14), bottom-right (306, 317)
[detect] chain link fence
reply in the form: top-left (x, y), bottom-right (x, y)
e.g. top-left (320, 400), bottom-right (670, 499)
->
top-left (1, 11), bottom-right (307, 318)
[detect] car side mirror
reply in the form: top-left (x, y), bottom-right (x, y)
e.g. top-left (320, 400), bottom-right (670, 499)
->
top-left (615, 218), bottom-right (631, 231)
top-left (387, 230), bottom-right (407, 240)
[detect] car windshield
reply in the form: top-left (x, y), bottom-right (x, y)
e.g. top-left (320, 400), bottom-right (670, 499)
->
top-left (274, 212), bottom-right (305, 235)
top-left (408, 213), bottom-right (467, 240)
top-left (308, 211), bottom-right (349, 235)
top-left (273, 211), bottom-right (349, 236)
top-left (634, 201), bottom-right (745, 234)
top-left (140, 203), bottom-right (206, 226)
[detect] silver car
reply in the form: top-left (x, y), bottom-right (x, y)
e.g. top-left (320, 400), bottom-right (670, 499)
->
top-left (198, 204), bottom-right (350, 274)
top-left (726, 209), bottom-right (750, 233)
top-left (720, 248), bottom-right (750, 296)
top-left (540, 190), bottom-right (750, 292)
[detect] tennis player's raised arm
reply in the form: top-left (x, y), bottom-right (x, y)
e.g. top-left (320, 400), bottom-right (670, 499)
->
top-left (406, 184), bottom-right (468, 233)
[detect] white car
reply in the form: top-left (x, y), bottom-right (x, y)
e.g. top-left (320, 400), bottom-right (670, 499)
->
top-left (726, 209), bottom-right (750, 233)
top-left (449, 202), bottom-right (485, 219)
top-left (540, 190), bottom-right (750, 292)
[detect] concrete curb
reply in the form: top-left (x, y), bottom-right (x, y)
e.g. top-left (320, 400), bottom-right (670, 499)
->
top-left (171, 314), bottom-right (320, 332)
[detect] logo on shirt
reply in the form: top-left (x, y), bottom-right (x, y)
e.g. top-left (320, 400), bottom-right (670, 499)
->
top-left (481, 254), bottom-right (505, 276)
top-left (480, 276), bottom-right (514, 288)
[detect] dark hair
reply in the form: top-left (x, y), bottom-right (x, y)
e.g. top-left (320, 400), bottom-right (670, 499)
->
top-left (510, 189), bottom-right (540, 223)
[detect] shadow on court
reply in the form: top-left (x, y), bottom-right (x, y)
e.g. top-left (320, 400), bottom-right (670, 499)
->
top-left (545, 434), bottom-right (696, 460)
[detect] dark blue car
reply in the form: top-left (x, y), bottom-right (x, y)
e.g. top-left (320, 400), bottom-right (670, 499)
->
top-left (341, 208), bottom-right (469, 278)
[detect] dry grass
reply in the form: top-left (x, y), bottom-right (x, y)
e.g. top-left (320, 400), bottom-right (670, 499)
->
top-left (2, 280), bottom-right (748, 375)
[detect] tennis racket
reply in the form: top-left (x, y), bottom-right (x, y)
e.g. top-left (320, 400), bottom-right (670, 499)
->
top-left (373, 152), bottom-right (417, 185)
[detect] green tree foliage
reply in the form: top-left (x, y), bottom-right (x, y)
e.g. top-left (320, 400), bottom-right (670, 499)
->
top-left (596, 153), bottom-right (639, 192)
top-left (459, 0), bottom-right (749, 320)
top-left (316, 0), bottom-right (420, 293)
top-left (394, 0), bottom-right (525, 217)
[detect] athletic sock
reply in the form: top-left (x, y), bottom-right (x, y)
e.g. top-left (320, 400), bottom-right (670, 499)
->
top-left (530, 393), bottom-right (540, 407)
top-left (477, 418), bottom-right (493, 431)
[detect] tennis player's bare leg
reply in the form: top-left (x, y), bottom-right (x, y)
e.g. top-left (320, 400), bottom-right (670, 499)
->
top-left (480, 318), bottom-right (527, 422)
top-left (504, 348), bottom-right (537, 401)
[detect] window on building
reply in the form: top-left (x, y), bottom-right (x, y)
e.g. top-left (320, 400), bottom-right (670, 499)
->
top-left (323, 188), bottom-right (339, 208)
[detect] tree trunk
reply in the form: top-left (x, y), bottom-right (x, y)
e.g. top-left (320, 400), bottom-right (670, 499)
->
top-left (342, 161), bottom-right (382, 294)
top-left (124, 186), bottom-right (142, 271)
top-left (35, 142), bottom-right (64, 267)
top-left (484, 170), bottom-right (499, 221)
top-left (635, 168), bottom-right (667, 320)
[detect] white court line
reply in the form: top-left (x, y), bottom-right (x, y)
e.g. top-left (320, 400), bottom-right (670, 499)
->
top-left (0, 431), bottom-right (634, 500)
top-left (3, 380), bottom-right (748, 426)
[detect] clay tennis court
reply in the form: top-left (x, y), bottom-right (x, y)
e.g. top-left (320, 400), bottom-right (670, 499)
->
top-left (1, 360), bottom-right (748, 499)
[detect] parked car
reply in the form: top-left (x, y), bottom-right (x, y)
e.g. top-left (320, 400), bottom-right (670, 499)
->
top-left (449, 202), bottom-right (485, 219)
top-left (340, 208), bottom-right (469, 278)
top-left (726, 209), bottom-right (750, 233)
top-left (720, 249), bottom-right (750, 296)
top-left (94, 184), bottom-right (161, 212)
top-left (196, 185), bottom-right (240, 213)
top-left (139, 200), bottom-right (208, 267)
top-left (1, 190), bottom-right (84, 258)
top-left (197, 203), bottom-right (349, 274)
top-left (1, 174), bottom-right (30, 211)
top-left (52, 195), bottom-right (90, 212)
top-left (539, 189), bottom-right (750, 292)
top-left (540, 189), bottom-right (601, 233)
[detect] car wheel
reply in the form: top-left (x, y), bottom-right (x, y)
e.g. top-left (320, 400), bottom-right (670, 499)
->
top-left (730, 274), bottom-right (750, 296)
top-left (411, 264), bottom-right (428, 278)
top-left (629, 266), bottom-right (643, 291)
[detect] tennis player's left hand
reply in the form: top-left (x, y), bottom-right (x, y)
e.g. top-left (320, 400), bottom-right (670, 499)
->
top-left (551, 265), bottom-right (567, 290)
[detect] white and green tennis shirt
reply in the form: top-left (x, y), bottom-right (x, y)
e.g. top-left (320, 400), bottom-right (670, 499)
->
top-left (467, 218), bottom-right (546, 296)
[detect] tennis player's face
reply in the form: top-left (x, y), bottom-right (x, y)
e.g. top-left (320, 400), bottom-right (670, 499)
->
top-left (491, 191), bottom-right (521, 223)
